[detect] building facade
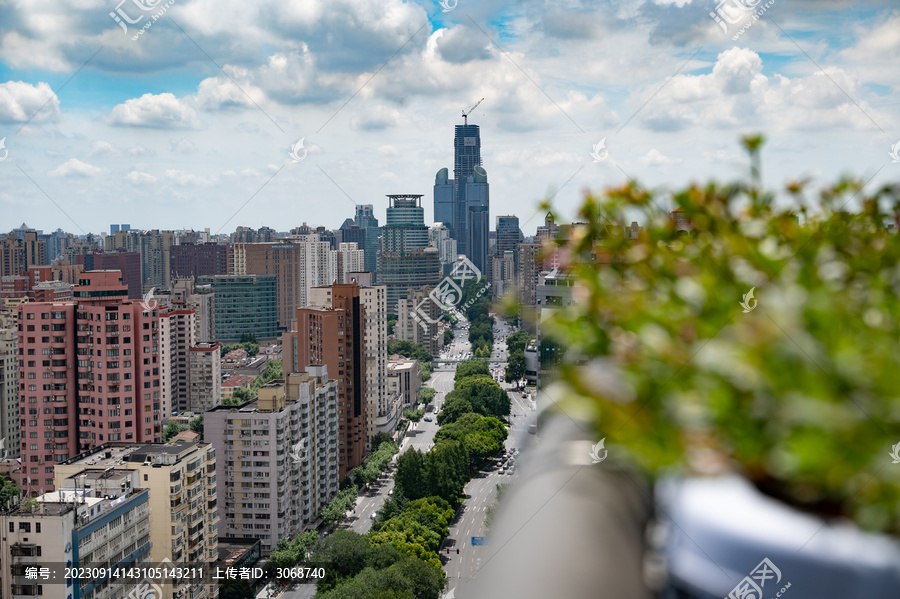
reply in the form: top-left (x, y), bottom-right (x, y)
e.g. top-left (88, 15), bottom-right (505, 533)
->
top-left (282, 284), bottom-right (367, 479)
top-left (170, 242), bottom-right (230, 281)
top-left (386, 359), bottom-right (421, 409)
top-left (17, 271), bottom-right (162, 495)
top-left (197, 275), bottom-right (278, 341)
top-left (397, 286), bottom-right (443, 357)
top-left (56, 441), bottom-right (219, 599)
top-left (205, 366), bottom-right (338, 553)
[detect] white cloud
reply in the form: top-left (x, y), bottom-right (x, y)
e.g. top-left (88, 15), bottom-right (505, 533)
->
top-left (170, 138), bottom-right (198, 154)
top-left (48, 159), bottom-right (106, 178)
top-left (165, 169), bottom-right (217, 186)
top-left (126, 171), bottom-right (158, 184)
top-left (89, 140), bottom-right (118, 158)
top-left (350, 105), bottom-right (403, 131)
top-left (109, 93), bottom-right (201, 129)
top-left (0, 81), bottom-right (60, 123)
top-left (127, 145), bottom-right (157, 157)
top-left (640, 148), bottom-right (683, 165)
top-left (378, 145), bottom-right (399, 157)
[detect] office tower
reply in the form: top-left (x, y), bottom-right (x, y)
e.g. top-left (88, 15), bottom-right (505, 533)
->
top-left (197, 275), bottom-right (278, 341)
top-left (355, 204), bottom-right (381, 277)
top-left (517, 243), bottom-right (543, 308)
top-left (379, 195), bottom-right (442, 314)
top-left (56, 442), bottom-right (219, 599)
top-left (105, 229), bottom-right (178, 294)
top-left (232, 236), bottom-right (335, 330)
top-left (205, 366), bottom-right (339, 552)
top-left (17, 271), bottom-right (162, 495)
top-left (232, 226), bottom-right (276, 243)
top-left (310, 274), bottom-right (389, 449)
top-left (333, 242), bottom-right (365, 284)
top-left (536, 212), bottom-right (560, 242)
top-left (397, 286), bottom-right (443, 356)
top-left (170, 242), bottom-right (230, 280)
top-left (496, 216), bottom-right (523, 257)
top-left (282, 284), bottom-right (367, 479)
top-left (0, 486), bottom-right (151, 599)
top-left (338, 219), bottom-right (367, 256)
top-left (0, 327), bottom-right (19, 459)
top-left (78, 250), bottom-right (142, 299)
top-left (429, 223), bottom-right (458, 276)
top-left (0, 229), bottom-right (47, 276)
top-left (433, 168), bottom-right (455, 233)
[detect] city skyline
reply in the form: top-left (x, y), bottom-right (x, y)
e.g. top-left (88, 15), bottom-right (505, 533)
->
top-left (1, 1), bottom-right (897, 237)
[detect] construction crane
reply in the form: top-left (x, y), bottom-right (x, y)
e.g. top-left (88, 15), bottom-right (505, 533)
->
top-left (462, 98), bottom-right (484, 125)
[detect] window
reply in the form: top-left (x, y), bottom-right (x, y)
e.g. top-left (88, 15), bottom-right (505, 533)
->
top-left (19, 522), bottom-right (31, 532)
top-left (36, 523), bottom-right (41, 533)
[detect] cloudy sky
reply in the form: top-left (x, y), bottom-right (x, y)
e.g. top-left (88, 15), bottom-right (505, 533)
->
top-left (0, 0), bottom-right (897, 237)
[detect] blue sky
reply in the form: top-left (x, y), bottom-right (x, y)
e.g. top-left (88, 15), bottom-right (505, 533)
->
top-left (0, 0), bottom-right (898, 237)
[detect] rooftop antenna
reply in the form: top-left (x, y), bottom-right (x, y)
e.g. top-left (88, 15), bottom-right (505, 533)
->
top-left (462, 98), bottom-right (485, 126)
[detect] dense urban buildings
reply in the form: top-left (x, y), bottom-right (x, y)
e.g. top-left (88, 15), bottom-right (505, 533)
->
top-left (0, 486), bottom-right (151, 599)
top-left (205, 366), bottom-right (339, 552)
top-left (232, 236), bottom-right (334, 330)
top-left (354, 204), bottom-right (381, 276)
top-left (56, 442), bottom-right (219, 599)
top-left (105, 229), bottom-right (178, 294)
top-left (0, 326), bottom-right (19, 459)
top-left (282, 284), bottom-right (367, 479)
top-left (386, 358), bottom-right (421, 409)
top-left (17, 271), bottom-right (163, 494)
top-left (197, 274), bottom-right (278, 341)
top-left (77, 250), bottom-right (142, 299)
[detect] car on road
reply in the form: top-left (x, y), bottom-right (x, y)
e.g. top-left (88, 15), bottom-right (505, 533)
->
top-left (423, 416), bottom-right (432, 422)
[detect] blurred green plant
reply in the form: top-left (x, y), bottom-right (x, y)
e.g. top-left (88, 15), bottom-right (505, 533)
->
top-left (543, 135), bottom-right (900, 534)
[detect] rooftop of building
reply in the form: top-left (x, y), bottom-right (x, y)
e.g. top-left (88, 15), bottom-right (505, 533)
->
top-left (61, 442), bottom-right (204, 468)
top-left (222, 374), bottom-right (256, 388)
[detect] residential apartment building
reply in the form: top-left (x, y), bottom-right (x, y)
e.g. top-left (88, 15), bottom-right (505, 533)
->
top-left (205, 366), bottom-right (339, 553)
top-left (333, 243), bottom-right (365, 284)
top-left (397, 286), bottom-right (443, 357)
top-left (310, 274), bottom-right (390, 448)
top-left (282, 284), bottom-right (367, 479)
top-left (170, 278), bottom-right (216, 343)
top-left (0, 328), bottom-right (19, 459)
top-left (17, 271), bottom-right (162, 495)
top-left (189, 343), bottom-right (222, 413)
top-left (0, 487), bottom-right (151, 599)
top-left (159, 309), bottom-right (196, 419)
top-left (197, 275), bottom-right (278, 341)
top-left (56, 441), bottom-right (219, 599)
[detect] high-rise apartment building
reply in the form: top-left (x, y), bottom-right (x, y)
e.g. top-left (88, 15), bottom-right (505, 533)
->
top-left (159, 309), bottom-right (196, 418)
top-left (0, 230), bottom-right (47, 277)
top-left (170, 242), bottom-right (230, 281)
top-left (517, 243), bottom-right (543, 308)
top-left (0, 327), bottom-right (19, 459)
top-left (189, 343), bottom-right (222, 413)
top-left (197, 275), bottom-right (278, 341)
top-left (205, 366), bottom-right (339, 552)
top-left (0, 486), bottom-right (151, 599)
top-left (282, 284), bottom-right (366, 479)
top-left (333, 243), bottom-right (365, 284)
top-left (56, 441), bottom-right (219, 599)
top-left (310, 274), bottom-right (389, 448)
top-left (170, 278), bottom-right (216, 343)
top-left (233, 236), bottom-right (335, 330)
top-left (17, 271), bottom-right (162, 495)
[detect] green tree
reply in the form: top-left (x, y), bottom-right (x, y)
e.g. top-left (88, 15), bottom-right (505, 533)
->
top-left (504, 350), bottom-right (526, 383)
top-left (403, 408), bottom-right (425, 422)
top-left (445, 375), bottom-right (510, 419)
top-left (435, 397), bottom-right (473, 426)
top-left (189, 415), bottom-right (204, 440)
top-left (162, 420), bottom-right (187, 442)
top-left (505, 330), bottom-right (532, 356)
top-left (420, 362), bottom-right (432, 382)
top-left (388, 341), bottom-right (432, 363)
top-left (308, 530), bottom-right (372, 592)
top-left (424, 441), bottom-right (469, 505)
top-left (387, 317), bottom-right (397, 336)
top-left (268, 530), bottom-right (318, 569)
top-left (394, 449), bottom-right (427, 500)
top-left (319, 485), bottom-right (358, 525)
top-left (219, 580), bottom-right (254, 599)
top-left (442, 328), bottom-right (454, 344)
top-left (419, 388), bottom-right (436, 404)
top-left (0, 476), bottom-right (20, 510)
top-left (372, 432), bottom-right (393, 449)
top-left (454, 359), bottom-right (489, 382)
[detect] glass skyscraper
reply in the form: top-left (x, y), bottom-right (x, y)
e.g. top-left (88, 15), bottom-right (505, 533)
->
top-left (433, 122), bottom-right (490, 275)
